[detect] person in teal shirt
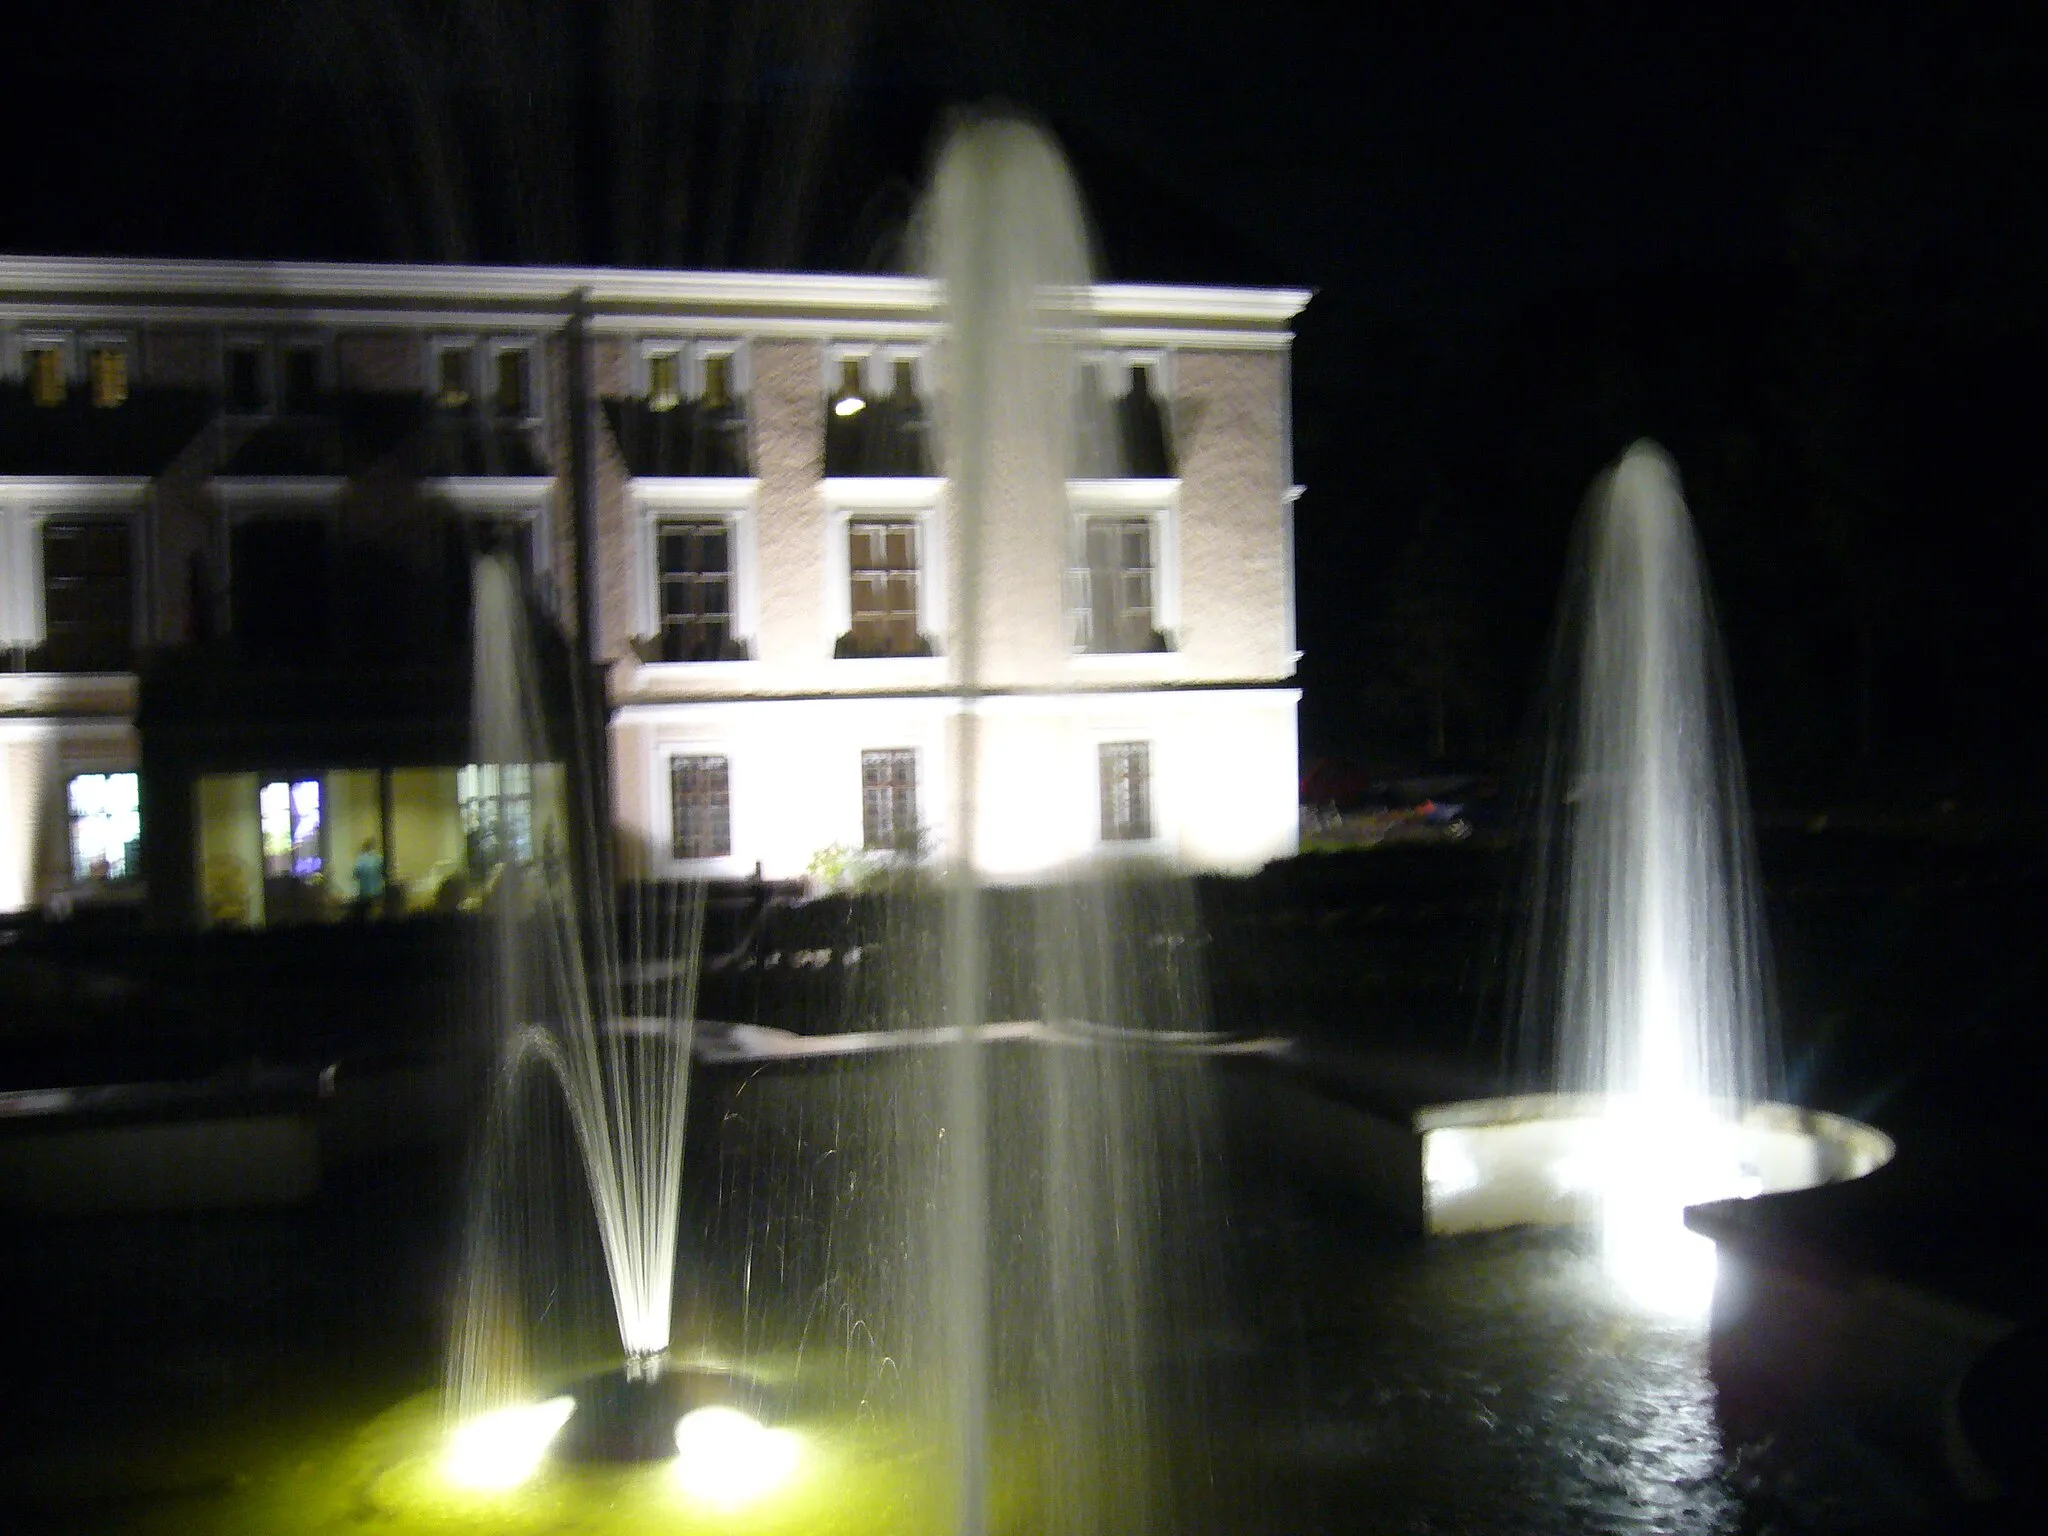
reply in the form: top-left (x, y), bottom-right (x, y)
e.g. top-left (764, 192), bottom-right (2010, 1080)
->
top-left (353, 838), bottom-right (386, 919)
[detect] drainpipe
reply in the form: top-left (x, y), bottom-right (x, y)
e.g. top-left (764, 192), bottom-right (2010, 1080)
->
top-left (565, 289), bottom-right (615, 899)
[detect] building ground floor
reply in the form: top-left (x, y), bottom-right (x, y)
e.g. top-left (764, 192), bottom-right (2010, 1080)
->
top-left (0, 683), bottom-right (1298, 924)
top-left (612, 684), bottom-right (1301, 884)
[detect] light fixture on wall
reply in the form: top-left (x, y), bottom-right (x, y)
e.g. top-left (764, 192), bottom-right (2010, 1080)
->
top-left (832, 357), bottom-right (866, 418)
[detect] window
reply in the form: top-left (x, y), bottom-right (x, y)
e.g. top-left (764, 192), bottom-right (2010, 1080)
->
top-left (26, 342), bottom-right (67, 408)
top-left (646, 350), bottom-right (682, 413)
top-left (494, 347), bottom-right (531, 418)
top-left (846, 520), bottom-right (922, 656)
top-left (67, 772), bottom-right (140, 882)
top-left (88, 344), bottom-right (129, 410)
top-left (225, 342), bottom-right (268, 413)
top-left (281, 343), bottom-right (323, 412)
top-left (670, 755), bottom-right (732, 860)
top-left (38, 519), bottom-right (133, 672)
top-left (861, 749), bottom-right (918, 853)
top-left (259, 778), bottom-right (323, 878)
top-left (701, 353), bottom-right (733, 409)
top-left (1074, 517), bottom-right (1161, 653)
top-left (825, 348), bottom-right (929, 475)
top-left (1098, 742), bottom-right (1153, 843)
top-left (1074, 355), bottom-right (1174, 478)
top-left (459, 762), bottom-right (534, 869)
top-left (655, 520), bottom-right (734, 662)
top-left (435, 345), bottom-right (474, 410)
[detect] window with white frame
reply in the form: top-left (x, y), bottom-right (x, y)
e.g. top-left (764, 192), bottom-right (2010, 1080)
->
top-left (1098, 741), bottom-right (1154, 843)
top-left (38, 517), bottom-right (135, 672)
top-left (655, 519), bottom-right (737, 662)
top-left (1067, 485), bottom-right (1175, 657)
top-left (67, 771), bottom-right (140, 882)
top-left (861, 749), bottom-right (918, 854)
top-left (670, 754), bottom-right (732, 859)
top-left (1072, 516), bottom-right (1164, 653)
top-left (844, 519), bottom-right (924, 657)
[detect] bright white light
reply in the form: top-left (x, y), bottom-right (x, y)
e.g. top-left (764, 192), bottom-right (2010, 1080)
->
top-left (1423, 1132), bottom-right (1480, 1199)
top-left (1601, 1185), bottom-right (1721, 1317)
top-left (1594, 1103), bottom-right (1740, 1318)
top-left (673, 1405), bottom-right (801, 1508)
top-left (833, 394), bottom-right (865, 417)
top-left (442, 1396), bottom-right (576, 1491)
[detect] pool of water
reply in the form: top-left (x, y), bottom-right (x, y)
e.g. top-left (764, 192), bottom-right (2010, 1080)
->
top-left (0, 1115), bottom-right (1944, 1535)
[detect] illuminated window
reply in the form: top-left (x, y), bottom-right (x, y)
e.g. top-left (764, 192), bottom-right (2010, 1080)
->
top-left (436, 345), bottom-right (474, 409)
top-left (259, 778), bottom-right (323, 878)
top-left (670, 755), bottom-right (731, 860)
top-left (494, 348), bottom-right (531, 418)
top-left (281, 344), bottom-right (322, 412)
top-left (701, 353), bottom-right (733, 410)
top-left (67, 772), bottom-right (140, 882)
top-left (847, 520), bottom-right (921, 656)
top-left (38, 519), bottom-right (133, 673)
top-left (861, 749), bottom-right (918, 853)
top-left (225, 343), bottom-right (268, 413)
top-left (26, 344), bottom-right (66, 408)
top-left (656, 520), bottom-right (733, 662)
top-left (1098, 742), bottom-right (1153, 842)
top-left (1073, 517), bottom-right (1160, 653)
top-left (88, 346), bottom-right (129, 410)
top-left (458, 762), bottom-right (533, 869)
top-left (646, 351), bottom-right (682, 413)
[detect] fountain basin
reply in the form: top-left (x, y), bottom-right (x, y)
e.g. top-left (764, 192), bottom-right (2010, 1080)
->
top-left (1417, 1092), bottom-right (1892, 1236)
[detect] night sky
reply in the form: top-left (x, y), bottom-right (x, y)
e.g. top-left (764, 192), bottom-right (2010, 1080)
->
top-left (10, 0), bottom-right (2043, 806)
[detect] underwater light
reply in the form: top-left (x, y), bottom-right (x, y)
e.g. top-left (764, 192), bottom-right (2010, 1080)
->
top-left (443, 1396), bottom-right (576, 1490)
top-left (1423, 1131), bottom-right (1480, 1200)
top-left (673, 1404), bottom-right (802, 1507)
top-left (1602, 1199), bottom-right (1720, 1318)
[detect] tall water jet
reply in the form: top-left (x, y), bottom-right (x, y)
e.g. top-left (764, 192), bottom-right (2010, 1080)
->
top-left (448, 551), bottom-right (705, 1421)
top-left (1517, 440), bottom-right (1778, 1310)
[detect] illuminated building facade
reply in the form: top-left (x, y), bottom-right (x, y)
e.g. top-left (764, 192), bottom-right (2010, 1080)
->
top-left (0, 258), bottom-right (1305, 923)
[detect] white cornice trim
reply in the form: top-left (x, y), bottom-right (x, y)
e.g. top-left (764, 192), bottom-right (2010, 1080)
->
top-left (0, 476), bottom-right (151, 505)
top-left (632, 477), bottom-right (761, 508)
top-left (1066, 477), bottom-right (1182, 507)
top-left (421, 476), bottom-right (558, 505)
top-left (0, 256), bottom-right (1309, 332)
top-left (819, 476), bottom-right (946, 508)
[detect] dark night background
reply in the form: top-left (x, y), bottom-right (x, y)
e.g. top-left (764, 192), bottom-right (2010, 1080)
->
top-left (9, 0), bottom-right (2045, 814)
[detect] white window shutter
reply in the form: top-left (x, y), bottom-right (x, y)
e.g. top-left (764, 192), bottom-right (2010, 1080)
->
top-left (0, 512), bottom-right (46, 649)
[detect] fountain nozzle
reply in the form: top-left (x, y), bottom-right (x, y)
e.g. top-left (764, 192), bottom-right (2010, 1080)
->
top-left (624, 1350), bottom-right (666, 1383)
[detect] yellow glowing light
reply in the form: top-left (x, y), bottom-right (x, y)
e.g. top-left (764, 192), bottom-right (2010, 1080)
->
top-left (442, 1396), bottom-right (576, 1490)
top-left (834, 394), bottom-right (866, 418)
top-left (673, 1405), bottom-right (802, 1507)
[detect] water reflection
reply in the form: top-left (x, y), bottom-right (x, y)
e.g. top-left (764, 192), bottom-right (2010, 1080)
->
top-left (1236, 1214), bottom-right (1747, 1534)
